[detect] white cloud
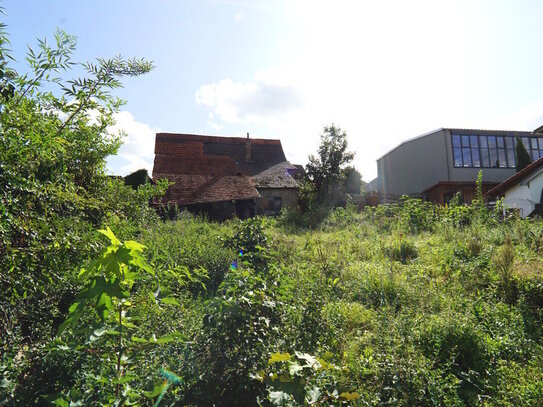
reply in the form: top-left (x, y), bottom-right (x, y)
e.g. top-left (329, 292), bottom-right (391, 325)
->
top-left (195, 78), bottom-right (303, 126)
top-left (234, 11), bottom-right (244, 22)
top-left (106, 111), bottom-right (159, 176)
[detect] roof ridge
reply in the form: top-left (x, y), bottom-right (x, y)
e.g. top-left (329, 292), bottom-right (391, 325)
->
top-left (156, 132), bottom-right (282, 144)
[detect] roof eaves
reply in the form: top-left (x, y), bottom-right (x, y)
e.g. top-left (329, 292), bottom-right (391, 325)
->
top-left (487, 156), bottom-right (543, 196)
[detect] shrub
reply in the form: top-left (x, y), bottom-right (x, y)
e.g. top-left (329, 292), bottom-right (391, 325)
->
top-left (383, 238), bottom-right (418, 264)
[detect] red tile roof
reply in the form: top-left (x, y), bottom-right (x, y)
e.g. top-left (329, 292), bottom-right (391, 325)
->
top-left (155, 173), bottom-right (259, 205)
top-left (152, 132), bottom-right (291, 206)
top-left (487, 156), bottom-right (543, 197)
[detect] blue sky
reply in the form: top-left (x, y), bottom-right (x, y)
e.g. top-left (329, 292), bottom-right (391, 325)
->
top-left (4, 0), bottom-right (543, 180)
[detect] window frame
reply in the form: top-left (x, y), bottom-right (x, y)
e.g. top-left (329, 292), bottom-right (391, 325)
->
top-left (452, 134), bottom-right (537, 169)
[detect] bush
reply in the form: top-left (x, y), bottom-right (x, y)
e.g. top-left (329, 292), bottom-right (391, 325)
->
top-left (383, 238), bottom-right (418, 264)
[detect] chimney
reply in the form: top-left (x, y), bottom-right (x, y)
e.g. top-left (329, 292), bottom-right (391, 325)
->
top-left (245, 132), bottom-right (251, 161)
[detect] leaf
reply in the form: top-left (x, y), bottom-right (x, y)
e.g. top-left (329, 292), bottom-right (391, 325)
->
top-left (307, 386), bottom-right (322, 404)
top-left (144, 382), bottom-right (167, 398)
top-left (269, 390), bottom-right (291, 406)
top-left (124, 239), bottom-right (146, 252)
top-left (98, 226), bottom-right (120, 246)
top-left (289, 362), bottom-right (303, 376)
top-left (153, 332), bottom-right (184, 344)
top-left (160, 296), bottom-right (181, 306)
top-left (130, 336), bottom-right (148, 343)
top-left (112, 375), bottom-right (137, 384)
top-left (78, 267), bottom-right (91, 279)
top-left (295, 352), bottom-right (318, 368)
top-left (95, 292), bottom-right (112, 320)
top-left (57, 302), bottom-right (84, 336)
top-left (339, 392), bottom-right (360, 401)
top-left (268, 352), bottom-right (291, 364)
top-left (250, 371), bottom-right (265, 382)
top-left (51, 398), bottom-right (69, 407)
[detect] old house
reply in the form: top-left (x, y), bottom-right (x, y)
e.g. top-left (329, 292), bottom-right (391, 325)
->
top-left (152, 132), bottom-right (299, 220)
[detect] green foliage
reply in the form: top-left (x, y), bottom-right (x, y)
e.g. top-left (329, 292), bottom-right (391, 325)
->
top-left (0, 20), bottom-right (170, 405)
top-left (305, 124), bottom-right (356, 208)
top-left (182, 259), bottom-right (282, 405)
top-left (492, 236), bottom-right (516, 304)
top-left (254, 351), bottom-right (359, 406)
top-left (52, 228), bottom-right (184, 405)
top-left (383, 238), bottom-right (418, 264)
top-left (516, 136), bottom-right (531, 172)
top-left (226, 217), bottom-right (270, 269)
top-left (343, 166), bottom-right (363, 194)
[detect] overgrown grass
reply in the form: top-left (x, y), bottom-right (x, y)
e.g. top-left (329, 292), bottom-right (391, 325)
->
top-left (5, 202), bottom-right (543, 405)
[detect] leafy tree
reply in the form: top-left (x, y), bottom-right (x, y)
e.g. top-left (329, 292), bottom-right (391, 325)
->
top-left (0, 18), bottom-right (158, 360)
top-left (344, 166), bottom-right (363, 194)
top-left (305, 125), bottom-right (356, 207)
top-left (515, 136), bottom-right (531, 172)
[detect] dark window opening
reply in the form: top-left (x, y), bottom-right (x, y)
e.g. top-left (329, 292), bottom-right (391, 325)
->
top-left (262, 196), bottom-right (282, 215)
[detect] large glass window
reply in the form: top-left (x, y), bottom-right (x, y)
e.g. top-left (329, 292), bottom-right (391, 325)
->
top-left (452, 134), bottom-right (541, 168)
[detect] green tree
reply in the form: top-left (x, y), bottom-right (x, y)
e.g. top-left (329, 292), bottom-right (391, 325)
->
top-left (344, 166), bottom-right (363, 194)
top-left (515, 136), bottom-right (531, 172)
top-left (305, 125), bottom-right (356, 207)
top-left (0, 22), bottom-right (157, 355)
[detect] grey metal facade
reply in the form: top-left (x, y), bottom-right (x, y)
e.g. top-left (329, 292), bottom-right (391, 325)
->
top-left (374, 128), bottom-right (540, 198)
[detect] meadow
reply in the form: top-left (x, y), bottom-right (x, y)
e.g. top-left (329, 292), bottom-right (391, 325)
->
top-left (3, 199), bottom-right (543, 406)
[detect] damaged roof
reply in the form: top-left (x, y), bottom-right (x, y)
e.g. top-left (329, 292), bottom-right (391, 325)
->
top-left (155, 173), bottom-right (260, 205)
top-left (252, 161), bottom-right (299, 189)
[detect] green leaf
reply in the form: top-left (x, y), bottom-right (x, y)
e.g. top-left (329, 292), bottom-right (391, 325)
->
top-left (51, 398), bottom-right (69, 407)
top-left (339, 392), bottom-right (360, 401)
top-left (289, 362), bottom-right (303, 376)
top-left (98, 226), bottom-right (120, 246)
top-left (152, 332), bottom-right (184, 344)
top-left (144, 383), bottom-right (166, 398)
top-left (295, 352), bottom-right (318, 368)
top-left (124, 239), bottom-right (146, 252)
top-left (57, 302), bottom-right (84, 336)
top-left (130, 336), bottom-right (148, 343)
top-left (112, 375), bottom-right (137, 384)
top-left (269, 390), bottom-right (291, 406)
top-left (95, 292), bottom-right (112, 320)
top-left (307, 386), bottom-right (322, 403)
top-left (160, 297), bottom-right (181, 306)
top-left (268, 352), bottom-right (291, 364)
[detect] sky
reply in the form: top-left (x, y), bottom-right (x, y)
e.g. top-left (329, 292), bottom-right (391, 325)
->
top-left (4, 0), bottom-right (543, 181)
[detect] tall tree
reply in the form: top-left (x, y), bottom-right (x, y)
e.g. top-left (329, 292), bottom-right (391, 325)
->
top-left (305, 124), bottom-right (355, 206)
top-left (515, 136), bottom-right (531, 172)
top-left (0, 24), bottom-right (157, 352)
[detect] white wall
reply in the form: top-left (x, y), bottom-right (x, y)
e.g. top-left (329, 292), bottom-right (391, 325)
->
top-left (503, 168), bottom-right (543, 218)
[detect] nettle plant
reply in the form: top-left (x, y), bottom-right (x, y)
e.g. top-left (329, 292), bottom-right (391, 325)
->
top-left (55, 228), bottom-right (183, 405)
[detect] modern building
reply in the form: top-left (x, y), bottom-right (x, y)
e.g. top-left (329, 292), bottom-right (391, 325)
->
top-left (152, 132), bottom-right (299, 220)
top-left (370, 128), bottom-right (543, 204)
